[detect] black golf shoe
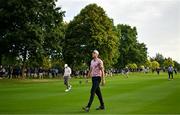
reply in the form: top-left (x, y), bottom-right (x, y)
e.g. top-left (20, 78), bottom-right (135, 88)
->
top-left (82, 106), bottom-right (90, 112)
top-left (96, 106), bottom-right (105, 110)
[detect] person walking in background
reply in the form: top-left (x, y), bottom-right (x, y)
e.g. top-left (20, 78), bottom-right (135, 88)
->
top-left (168, 65), bottom-right (174, 80)
top-left (174, 68), bottom-right (177, 75)
top-left (63, 64), bottom-right (72, 92)
top-left (83, 50), bottom-right (105, 112)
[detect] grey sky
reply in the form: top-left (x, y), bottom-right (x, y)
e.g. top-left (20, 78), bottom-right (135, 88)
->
top-left (56, 0), bottom-right (180, 62)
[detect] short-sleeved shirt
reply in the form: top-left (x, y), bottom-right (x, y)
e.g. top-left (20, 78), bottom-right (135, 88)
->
top-left (168, 66), bottom-right (173, 72)
top-left (90, 58), bottom-right (104, 77)
top-left (64, 67), bottom-right (72, 77)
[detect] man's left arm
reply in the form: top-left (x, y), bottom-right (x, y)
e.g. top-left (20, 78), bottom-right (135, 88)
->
top-left (69, 68), bottom-right (72, 75)
top-left (100, 61), bottom-right (105, 86)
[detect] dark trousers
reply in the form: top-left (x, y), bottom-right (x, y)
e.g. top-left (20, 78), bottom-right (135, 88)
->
top-left (64, 76), bottom-right (70, 89)
top-left (87, 77), bottom-right (104, 108)
top-left (168, 72), bottom-right (173, 79)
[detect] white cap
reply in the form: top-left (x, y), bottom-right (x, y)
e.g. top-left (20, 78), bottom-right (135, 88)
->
top-left (64, 64), bottom-right (68, 68)
top-left (93, 50), bottom-right (99, 55)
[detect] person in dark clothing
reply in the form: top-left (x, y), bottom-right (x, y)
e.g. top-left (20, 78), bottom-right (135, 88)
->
top-left (174, 68), bottom-right (177, 75)
top-left (7, 65), bottom-right (13, 79)
top-left (156, 68), bottom-right (160, 75)
top-left (168, 65), bottom-right (174, 80)
top-left (0, 65), bottom-right (3, 77)
top-left (83, 50), bottom-right (105, 112)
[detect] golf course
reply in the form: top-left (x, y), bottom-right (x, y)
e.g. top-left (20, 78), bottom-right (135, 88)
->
top-left (0, 73), bottom-right (179, 114)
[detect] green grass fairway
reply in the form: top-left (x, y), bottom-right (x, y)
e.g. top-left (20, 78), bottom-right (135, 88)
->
top-left (0, 73), bottom-right (180, 114)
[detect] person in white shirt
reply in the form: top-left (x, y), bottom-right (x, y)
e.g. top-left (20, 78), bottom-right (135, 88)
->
top-left (63, 64), bottom-right (72, 92)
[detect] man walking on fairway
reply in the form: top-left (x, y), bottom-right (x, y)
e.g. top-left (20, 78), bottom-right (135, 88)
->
top-left (83, 50), bottom-right (105, 112)
top-left (168, 65), bottom-right (174, 80)
top-left (63, 64), bottom-right (72, 92)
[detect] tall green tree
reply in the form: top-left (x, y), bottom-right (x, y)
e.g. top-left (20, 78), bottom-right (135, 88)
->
top-left (63, 4), bottom-right (119, 69)
top-left (115, 24), bottom-right (148, 68)
top-left (163, 58), bottom-right (174, 67)
top-left (151, 60), bottom-right (160, 70)
top-left (0, 0), bottom-right (64, 77)
top-left (127, 63), bottom-right (137, 71)
top-left (153, 53), bottom-right (165, 67)
top-left (145, 60), bottom-right (152, 68)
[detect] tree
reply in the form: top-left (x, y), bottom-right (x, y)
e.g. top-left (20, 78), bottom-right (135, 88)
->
top-left (174, 61), bottom-right (180, 71)
top-left (115, 24), bottom-right (148, 68)
top-left (153, 53), bottom-right (165, 67)
top-left (145, 60), bottom-right (152, 68)
top-left (63, 3), bottom-right (119, 69)
top-left (127, 63), bottom-right (137, 71)
top-left (42, 56), bottom-right (52, 70)
top-left (163, 58), bottom-right (174, 67)
top-left (151, 61), bottom-right (160, 70)
top-left (0, 0), bottom-right (65, 77)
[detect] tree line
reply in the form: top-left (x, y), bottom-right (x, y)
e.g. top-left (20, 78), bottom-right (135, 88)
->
top-left (0, 1), bottom-right (179, 77)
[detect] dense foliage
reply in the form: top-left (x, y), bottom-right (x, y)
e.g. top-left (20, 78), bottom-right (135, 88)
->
top-left (0, 2), bottom-right (179, 76)
top-left (63, 4), bottom-right (119, 69)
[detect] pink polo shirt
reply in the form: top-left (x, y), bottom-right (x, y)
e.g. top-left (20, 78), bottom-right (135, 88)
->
top-left (90, 58), bottom-right (104, 77)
